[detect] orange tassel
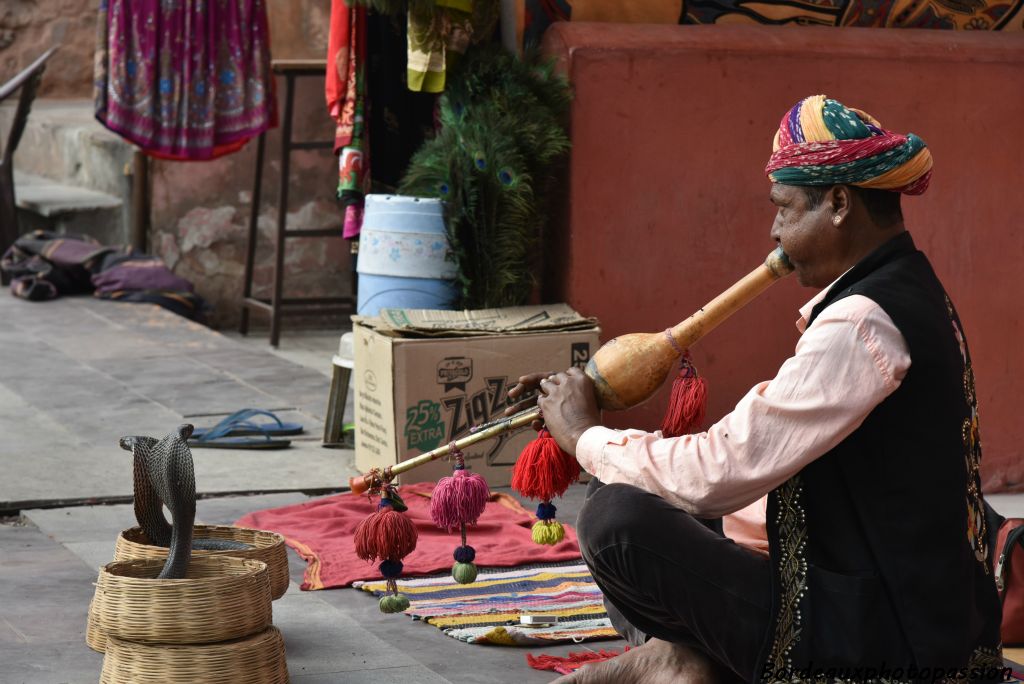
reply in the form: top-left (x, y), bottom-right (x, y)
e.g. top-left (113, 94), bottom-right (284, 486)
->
top-left (354, 499), bottom-right (418, 563)
top-left (660, 355), bottom-right (707, 438)
top-left (512, 429), bottom-right (580, 501)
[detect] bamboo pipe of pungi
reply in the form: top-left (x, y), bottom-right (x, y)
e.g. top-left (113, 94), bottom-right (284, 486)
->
top-left (349, 247), bottom-right (793, 495)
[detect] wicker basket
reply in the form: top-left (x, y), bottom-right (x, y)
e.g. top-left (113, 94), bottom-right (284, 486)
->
top-left (100, 626), bottom-right (289, 683)
top-left (115, 525), bottom-right (289, 599)
top-left (86, 599), bottom-right (107, 653)
top-left (91, 556), bottom-right (272, 646)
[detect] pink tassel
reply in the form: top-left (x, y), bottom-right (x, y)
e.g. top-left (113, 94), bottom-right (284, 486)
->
top-left (660, 354), bottom-right (707, 438)
top-left (430, 469), bottom-right (490, 531)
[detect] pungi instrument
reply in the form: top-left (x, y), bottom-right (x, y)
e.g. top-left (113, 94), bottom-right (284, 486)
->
top-left (350, 246), bottom-right (793, 493)
top-left (351, 247), bottom-right (793, 607)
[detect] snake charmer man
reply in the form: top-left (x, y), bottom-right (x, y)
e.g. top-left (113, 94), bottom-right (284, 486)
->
top-left (509, 95), bottom-right (1003, 683)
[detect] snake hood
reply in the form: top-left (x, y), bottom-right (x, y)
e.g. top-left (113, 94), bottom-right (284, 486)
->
top-left (120, 424), bottom-right (197, 579)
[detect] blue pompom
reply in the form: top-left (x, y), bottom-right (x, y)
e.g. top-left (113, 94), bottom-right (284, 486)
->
top-left (536, 502), bottom-right (557, 520)
top-left (379, 559), bottom-right (404, 578)
top-left (453, 545), bottom-right (476, 563)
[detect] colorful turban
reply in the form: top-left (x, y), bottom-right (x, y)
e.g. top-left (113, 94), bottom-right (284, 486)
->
top-left (765, 95), bottom-right (932, 195)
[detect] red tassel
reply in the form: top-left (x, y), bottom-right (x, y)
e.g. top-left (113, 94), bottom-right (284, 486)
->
top-left (512, 429), bottom-right (580, 501)
top-left (527, 648), bottom-right (631, 675)
top-left (354, 502), bottom-right (418, 563)
top-left (660, 355), bottom-right (708, 438)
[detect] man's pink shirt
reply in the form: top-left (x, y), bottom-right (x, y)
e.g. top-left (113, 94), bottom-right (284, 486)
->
top-left (575, 286), bottom-right (911, 555)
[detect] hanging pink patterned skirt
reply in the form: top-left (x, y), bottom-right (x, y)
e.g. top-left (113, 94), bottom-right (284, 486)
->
top-left (94, 0), bottom-right (276, 161)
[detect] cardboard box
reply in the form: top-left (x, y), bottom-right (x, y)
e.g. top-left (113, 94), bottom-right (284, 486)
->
top-left (354, 305), bottom-right (600, 486)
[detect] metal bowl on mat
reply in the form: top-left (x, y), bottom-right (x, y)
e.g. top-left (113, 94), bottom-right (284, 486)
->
top-left (90, 556), bottom-right (272, 647)
top-left (114, 525), bottom-right (289, 599)
top-left (100, 626), bottom-right (289, 684)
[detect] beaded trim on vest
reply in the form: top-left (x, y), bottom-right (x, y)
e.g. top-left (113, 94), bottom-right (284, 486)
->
top-left (767, 475), bottom-right (808, 674)
top-left (947, 295), bottom-right (990, 569)
top-left (763, 295), bottom-right (1002, 683)
top-left (762, 645), bottom-right (1004, 683)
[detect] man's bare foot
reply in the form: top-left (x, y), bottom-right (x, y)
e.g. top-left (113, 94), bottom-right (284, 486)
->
top-left (549, 638), bottom-right (729, 684)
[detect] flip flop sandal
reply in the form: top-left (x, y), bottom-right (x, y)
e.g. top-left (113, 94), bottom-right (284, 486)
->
top-left (188, 419), bottom-right (292, 449)
top-left (190, 408), bottom-right (304, 440)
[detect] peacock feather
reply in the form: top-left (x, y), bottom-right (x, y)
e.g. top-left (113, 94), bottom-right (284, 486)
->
top-left (399, 46), bottom-right (571, 308)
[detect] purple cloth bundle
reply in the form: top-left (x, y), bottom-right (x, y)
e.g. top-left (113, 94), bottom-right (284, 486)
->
top-left (2, 231), bottom-right (205, 321)
top-left (91, 257), bottom-right (194, 295)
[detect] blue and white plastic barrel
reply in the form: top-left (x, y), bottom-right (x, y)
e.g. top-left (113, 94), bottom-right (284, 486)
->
top-left (356, 195), bottom-right (459, 316)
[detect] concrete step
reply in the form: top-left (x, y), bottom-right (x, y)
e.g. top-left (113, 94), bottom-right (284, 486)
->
top-left (13, 171), bottom-right (125, 245)
top-left (2, 99), bottom-right (134, 196)
top-left (14, 171), bottom-right (122, 216)
top-left (0, 99), bottom-right (136, 244)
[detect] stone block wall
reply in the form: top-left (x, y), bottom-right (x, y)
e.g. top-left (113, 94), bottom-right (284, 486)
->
top-left (0, 0), bottom-right (330, 91)
top-left (149, 80), bottom-right (352, 329)
top-left (541, 23), bottom-right (1024, 491)
top-left (149, 1), bottom-right (346, 329)
top-left (1, 0), bottom-right (96, 98)
top-left (3, 0), bottom-right (352, 329)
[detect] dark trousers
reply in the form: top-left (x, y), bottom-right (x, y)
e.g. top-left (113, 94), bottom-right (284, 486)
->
top-left (578, 479), bottom-right (774, 682)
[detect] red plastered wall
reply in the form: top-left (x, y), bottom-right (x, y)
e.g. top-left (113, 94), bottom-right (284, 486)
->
top-left (540, 24), bottom-right (1024, 491)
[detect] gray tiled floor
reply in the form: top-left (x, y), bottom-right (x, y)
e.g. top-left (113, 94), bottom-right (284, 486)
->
top-left (0, 295), bottom-right (618, 683)
top-left (0, 295), bottom-right (349, 509)
top-left (7, 294), bottom-right (1019, 683)
top-left (7, 484), bottom-right (613, 684)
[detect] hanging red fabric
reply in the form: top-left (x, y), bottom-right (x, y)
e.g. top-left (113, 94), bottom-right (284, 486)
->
top-left (326, 0), bottom-right (366, 152)
top-left (325, 0), bottom-right (368, 238)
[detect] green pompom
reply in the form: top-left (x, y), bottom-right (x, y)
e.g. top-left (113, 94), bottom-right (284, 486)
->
top-left (531, 520), bottom-right (565, 546)
top-left (379, 593), bottom-right (411, 614)
top-left (452, 561), bottom-right (478, 584)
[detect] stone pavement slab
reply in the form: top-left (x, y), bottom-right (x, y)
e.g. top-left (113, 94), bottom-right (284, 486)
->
top-left (23, 493), bottom-right (308, 545)
top-left (290, 666), bottom-right (452, 683)
top-left (223, 330), bottom-right (343, 381)
top-left (8, 487), bottom-right (620, 684)
top-left (0, 381), bottom-right (131, 507)
top-left (14, 171), bottom-right (122, 216)
top-left (0, 293), bottom-right (617, 682)
top-left (0, 295), bottom-right (353, 510)
top-left (0, 520), bottom-right (104, 684)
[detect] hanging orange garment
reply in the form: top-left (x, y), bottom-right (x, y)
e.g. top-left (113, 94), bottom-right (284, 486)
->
top-left (326, 0), bottom-right (366, 152)
top-left (326, 0), bottom-right (368, 238)
top-left (325, 0), bottom-right (350, 122)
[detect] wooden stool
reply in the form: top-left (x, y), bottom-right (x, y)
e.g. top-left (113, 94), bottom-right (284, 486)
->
top-left (239, 59), bottom-right (354, 347)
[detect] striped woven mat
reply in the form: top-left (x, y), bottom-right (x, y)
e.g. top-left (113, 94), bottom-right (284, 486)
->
top-left (353, 561), bottom-right (620, 646)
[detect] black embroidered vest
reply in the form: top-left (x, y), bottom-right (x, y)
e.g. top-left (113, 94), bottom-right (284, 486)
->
top-left (756, 233), bottom-right (1002, 683)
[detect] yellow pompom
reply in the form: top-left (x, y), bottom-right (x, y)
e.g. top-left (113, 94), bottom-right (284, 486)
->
top-left (531, 519), bottom-right (565, 545)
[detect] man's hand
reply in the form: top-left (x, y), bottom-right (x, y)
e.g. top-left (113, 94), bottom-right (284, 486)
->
top-left (505, 371), bottom-right (556, 431)
top-left (535, 367), bottom-right (600, 456)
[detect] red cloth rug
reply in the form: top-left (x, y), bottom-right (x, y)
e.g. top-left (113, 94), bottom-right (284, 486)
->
top-left (235, 482), bottom-right (582, 589)
top-left (527, 648), bottom-right (630, 675)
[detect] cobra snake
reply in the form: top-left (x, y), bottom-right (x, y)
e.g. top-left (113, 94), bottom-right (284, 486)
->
top-left (119, 424), bottom-right (248, 580)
